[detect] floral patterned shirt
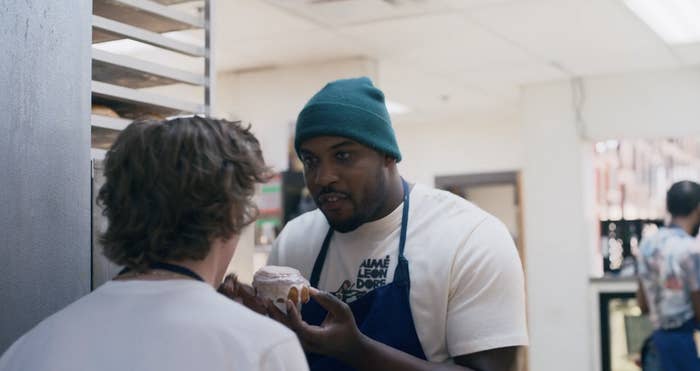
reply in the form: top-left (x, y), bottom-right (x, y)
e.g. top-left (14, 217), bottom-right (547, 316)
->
top-left (637, 227), bottom-right (700, 329)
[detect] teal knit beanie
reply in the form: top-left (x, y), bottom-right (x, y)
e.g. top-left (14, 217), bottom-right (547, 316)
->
top-left (295, 77), bottom-right (402, 161)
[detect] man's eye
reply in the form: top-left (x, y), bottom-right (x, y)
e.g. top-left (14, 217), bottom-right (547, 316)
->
top-left (336, 152), bottom-right (350, 161)
top-left (302, 156), bottom-right (316, 166)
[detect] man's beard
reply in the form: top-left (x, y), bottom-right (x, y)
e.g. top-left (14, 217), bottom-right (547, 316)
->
top-left (327, 170), bottom-right (388, 233)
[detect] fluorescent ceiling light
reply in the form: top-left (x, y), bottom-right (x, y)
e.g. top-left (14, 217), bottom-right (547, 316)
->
top-left (622, 0), bottom-right (700, 44)
top-left (386, 100), bottom-right (411, 115)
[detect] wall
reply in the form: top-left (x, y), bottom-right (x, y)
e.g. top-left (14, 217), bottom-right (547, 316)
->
top-left (520, 81), bottom-right (594, 371)
top-left (0, 0), bottom-right (92, 353)
top-left (395, 111), bottom-right (523, 186)
top-left (580, 66), bottom-right (700, 140)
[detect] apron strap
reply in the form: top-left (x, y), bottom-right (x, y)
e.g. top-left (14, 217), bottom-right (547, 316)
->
top-left (397, 179), bottom-right (410, 258)
top-left (309, 228), bottom-right (334, 287)
top-left (309, 179), bottom-right (412, 288)
top-left (394, 179), bottom-right (411, 286)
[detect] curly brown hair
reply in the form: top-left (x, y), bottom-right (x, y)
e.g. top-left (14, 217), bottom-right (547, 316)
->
top-left (97, 116), bottom-right (270, 271)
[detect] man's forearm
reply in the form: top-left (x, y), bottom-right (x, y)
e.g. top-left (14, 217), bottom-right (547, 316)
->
top-left (342, 334), bottom-right (474, 371)
top-left (690, 291), bottom-right (700, 323)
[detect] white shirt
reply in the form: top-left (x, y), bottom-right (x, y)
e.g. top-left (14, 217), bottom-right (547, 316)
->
top-left (269, 184), bottom-right (528, 362)
top-left (0, 280), bottom-right (308, 371)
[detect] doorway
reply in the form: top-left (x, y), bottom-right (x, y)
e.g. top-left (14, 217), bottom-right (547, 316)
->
top-left (435, 171), bottom-right (525, 267)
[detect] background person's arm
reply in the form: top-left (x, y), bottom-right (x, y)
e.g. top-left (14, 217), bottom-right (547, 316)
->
top-left (636, 279), bottom-right (649, 315)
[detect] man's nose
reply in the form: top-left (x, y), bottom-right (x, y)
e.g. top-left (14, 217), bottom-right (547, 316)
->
top-left (313, 163), bottom-right (339, 187)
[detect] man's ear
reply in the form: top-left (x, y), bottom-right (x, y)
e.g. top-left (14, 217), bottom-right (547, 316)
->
top-left (384, 154), bottom-right (397, 166)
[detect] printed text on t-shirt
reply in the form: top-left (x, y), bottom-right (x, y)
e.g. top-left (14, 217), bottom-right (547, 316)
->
top-left (332, 255), bottom-right (391, 303)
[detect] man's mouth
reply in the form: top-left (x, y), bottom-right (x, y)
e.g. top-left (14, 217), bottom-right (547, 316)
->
top-left (317, 192), bottom-right (349, 206)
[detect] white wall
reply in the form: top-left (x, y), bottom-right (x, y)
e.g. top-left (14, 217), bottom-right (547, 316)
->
top-left (520, 81), bottom-right (594, 371)
top-left (580, 66), bottom-right (700, 140)
top-left (395, 111), bottom-right (523, 186)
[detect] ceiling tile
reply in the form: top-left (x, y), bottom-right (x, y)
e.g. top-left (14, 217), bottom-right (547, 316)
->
top-left (467, 0), bottom-right (677, 75)
top-left (215, 0), bottom-right (319, 42)
top-left (342, 13), bottom-right (536, 69)
top-left (378, 61), bottom-right (503, 116)
top-left (437, 0), bottom-right (527, 11)
top-left (455, 61), bottom-right (567, 99)
top-left (339, 14), bottom-right (469, 58)
top-left (266, 0), bottom-right (453, 27)
top-left (216, 31), bottom-right (363, 71)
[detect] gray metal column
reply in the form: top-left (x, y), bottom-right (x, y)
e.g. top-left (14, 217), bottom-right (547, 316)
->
top-left (0, 0), bottom-right (92, 353)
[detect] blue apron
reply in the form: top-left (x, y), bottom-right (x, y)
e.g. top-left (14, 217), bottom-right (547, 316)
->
top-left (651, 319), bottom-right (700, 371)
top-left (301, 179), bottom-right (427, 370)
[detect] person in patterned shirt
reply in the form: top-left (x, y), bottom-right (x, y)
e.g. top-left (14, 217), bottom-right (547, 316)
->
top-left (637, 180), bottom-right (700, 371)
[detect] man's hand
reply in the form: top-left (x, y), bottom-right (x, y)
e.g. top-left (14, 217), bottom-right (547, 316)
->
top-left (217, 273), bottom-right (268, 315)
top-left (266, 288), bottom-right (367, 361)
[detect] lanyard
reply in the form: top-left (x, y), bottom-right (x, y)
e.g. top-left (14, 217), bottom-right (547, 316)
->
top-left (118, 261), bottom-right (205, 282)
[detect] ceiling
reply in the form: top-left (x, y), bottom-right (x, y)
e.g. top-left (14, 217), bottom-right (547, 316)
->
top-left (106, 0), bottom-right (700, 121)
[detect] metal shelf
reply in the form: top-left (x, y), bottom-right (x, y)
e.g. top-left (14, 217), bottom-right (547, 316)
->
top-left (92, 49), bottom-right (205, 88)
top-left (152, 0), bottom-right (202, 4)
top-left (92, 80), bottom-right (204, 119)
top-left (93, 0), bottom-right (203, 36)
top-left (91, 114), bottom-right (132, 131)
top-left (90, 0), bottom-right (213, 151)
top-left (93, 15), bottom-right (205, 57)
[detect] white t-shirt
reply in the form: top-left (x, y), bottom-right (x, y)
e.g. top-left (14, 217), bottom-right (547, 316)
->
top-left (269, 183), bottom-right (528, 362)
top-left (0, 280), bottom-right (308, 371)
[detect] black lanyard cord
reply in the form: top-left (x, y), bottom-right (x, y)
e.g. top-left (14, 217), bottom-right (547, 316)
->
top-left (118, 261), bottom-right (205, 282)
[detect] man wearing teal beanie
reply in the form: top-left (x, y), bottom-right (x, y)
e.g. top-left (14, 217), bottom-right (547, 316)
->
top-left (230, 77), bottom-right (528, 370)
top-left (294, 77), bottom-right (402, 162)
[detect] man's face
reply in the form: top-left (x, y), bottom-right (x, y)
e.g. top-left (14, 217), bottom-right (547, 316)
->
top-left (299, 136), bottom-right (390, 233)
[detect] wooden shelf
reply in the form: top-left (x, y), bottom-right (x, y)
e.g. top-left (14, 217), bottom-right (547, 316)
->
top-left (152, 0), bottom-right (202, 4)
top-left (92, 126), bottom-right (121, 150)
top-left (91, 114), bottom-right (132, 131)
top-left (93, 0), bottom-right (203, 36)
top-left (92, 80), bottom-right (204, 119)
top-left (92, 49), bottom-right (205, 88)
